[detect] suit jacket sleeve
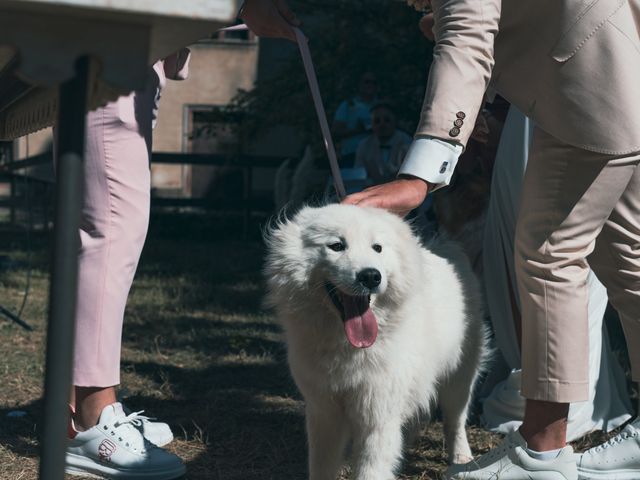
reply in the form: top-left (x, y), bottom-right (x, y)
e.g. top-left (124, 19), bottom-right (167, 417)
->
top-left (415, 0), bottom-right (501, 149)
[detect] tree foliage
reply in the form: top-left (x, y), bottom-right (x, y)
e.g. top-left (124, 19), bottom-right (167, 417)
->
top-left (226, 0), bottom-right (434, 143)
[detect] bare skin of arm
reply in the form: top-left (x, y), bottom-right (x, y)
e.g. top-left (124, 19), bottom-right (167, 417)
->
top-left (342, 176), bottom-right (432, 217)
top-left (240, 0), bottom-right (301, 42)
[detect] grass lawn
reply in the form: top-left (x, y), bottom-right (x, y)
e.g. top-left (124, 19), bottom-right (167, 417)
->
top-left (0, 212), bottom-right (613, 479)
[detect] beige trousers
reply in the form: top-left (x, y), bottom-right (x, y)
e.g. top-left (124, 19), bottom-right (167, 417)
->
top-left (516, 127), bottom-right (640, 403)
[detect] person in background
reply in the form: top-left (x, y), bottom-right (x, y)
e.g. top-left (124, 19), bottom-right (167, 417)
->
top-left (332, 71), bottom-right (379, 167)
top-left (64, 1), bottom-right (301, 478)
top-left (355, 102), bottom-right (412, 185)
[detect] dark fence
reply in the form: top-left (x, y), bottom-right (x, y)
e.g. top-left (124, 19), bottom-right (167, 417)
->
top-left (0, 147), bottom-right (287, 235)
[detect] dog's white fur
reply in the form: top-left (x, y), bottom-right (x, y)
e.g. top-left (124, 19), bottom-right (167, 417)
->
top-left (265, 204), bottom-right (486, 480)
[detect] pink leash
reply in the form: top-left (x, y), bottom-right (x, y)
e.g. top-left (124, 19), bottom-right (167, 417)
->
top-left (221, 25), bottom-right (346, 199)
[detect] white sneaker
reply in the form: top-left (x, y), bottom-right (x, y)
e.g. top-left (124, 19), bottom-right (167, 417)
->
top-left (66, 403), bottom-right (186, 479)
top-left (70, 403), bottom-right (174, 447)
top-left (446, 429), bottom-right (578, 479)
top-left (577, 418), bottom-right (640, 480)
top-left (121, 405), bottom-right (174, 447)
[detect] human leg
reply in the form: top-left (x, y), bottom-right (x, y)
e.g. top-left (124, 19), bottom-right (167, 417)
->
top-left (72, 94), bottom-right (151, 427)
top-left (515, 129), bottom-right (640, 449)
top-left (65, 82), bottom-right (182, 477)
top-left (575, 158), bottom-right (640, 479)
top-left (449, 128), bottom-right (640, 479)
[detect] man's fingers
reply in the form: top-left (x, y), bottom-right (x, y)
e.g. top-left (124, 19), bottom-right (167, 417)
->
top-left (343, 186), bottom-right (384, 206)
top-left (240, 0), bottom-right (298, 42)
top-left (342, 192), bottom-right (368, 205)
top-left (419, 14), bottom-right (435, 41)
top-left (274, 0), bottom-right (301, 26)
top-left (342, 179), bottom-right (428, 215)
top-left (281, 25), bottom-right (297, 42)
top-left (343, 191), bottom-right (387, 209)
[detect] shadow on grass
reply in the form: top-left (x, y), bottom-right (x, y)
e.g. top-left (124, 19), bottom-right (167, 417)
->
top-left (122, 360), bottom-right (307, 480)
top-left (0, 212), bottom-right (503, 479)
top-left (123, 316), bottom-right (283, 361)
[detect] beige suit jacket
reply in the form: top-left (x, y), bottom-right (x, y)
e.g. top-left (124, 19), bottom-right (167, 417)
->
top-left (416, 0), bottom-right (640, 155)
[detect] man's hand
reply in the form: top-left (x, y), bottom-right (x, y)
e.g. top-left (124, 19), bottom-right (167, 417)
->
top-left (419, 12), bottom-right (435, 42)
top-left (240, 0), bottom-right (301, 42)
top-left (342, 177), bottom-right (431, 217)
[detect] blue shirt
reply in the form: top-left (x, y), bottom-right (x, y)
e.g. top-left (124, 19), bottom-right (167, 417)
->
top-left (333, 97), bottom-right (375, 158)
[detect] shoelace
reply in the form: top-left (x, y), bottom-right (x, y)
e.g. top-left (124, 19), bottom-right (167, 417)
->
top-left (467, 436), bottom-right (516, 470)
top-left (105, 411), bottom-right (155, 453)
top-left (119, 410), bottom-right (155, 428)
top-left (588, 428), bottom-right (638, 454)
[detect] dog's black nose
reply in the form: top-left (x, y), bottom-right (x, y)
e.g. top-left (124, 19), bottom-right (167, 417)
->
top-left (357, 268), bottom-right (382, 289)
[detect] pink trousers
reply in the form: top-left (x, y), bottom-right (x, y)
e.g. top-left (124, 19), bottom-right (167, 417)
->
top-left (72, 81), bottom-right (156, 387)
top-left (68, 52), bottom-right (189, 387)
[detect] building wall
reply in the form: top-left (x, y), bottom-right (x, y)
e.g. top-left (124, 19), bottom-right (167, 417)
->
top-left (152, 39), bottom-right (259, 196)
top-left (11, 36), bottom-right (301, 200)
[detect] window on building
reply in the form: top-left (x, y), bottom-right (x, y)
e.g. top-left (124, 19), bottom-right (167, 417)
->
top-left (184, 105), bottom-right (244, 201)
top-left (207, 27), bottom-right (256, 44)
top-left (186, 105), bottom-right (240, 155)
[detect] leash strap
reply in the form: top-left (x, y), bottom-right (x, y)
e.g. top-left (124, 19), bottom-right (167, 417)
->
top-left (293, 28), bottom-right (346, 199)
top-left (220, 24), bottom-right (346, 199)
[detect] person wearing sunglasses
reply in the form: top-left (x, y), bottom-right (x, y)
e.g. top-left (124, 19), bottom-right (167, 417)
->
top-left (332, 72), bottom-right (380, 168)
top-left (355, 102), bottom-right (412, 184)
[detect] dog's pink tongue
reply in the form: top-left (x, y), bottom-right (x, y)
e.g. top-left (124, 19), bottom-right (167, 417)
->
top-left (342, 295), bottom-right (378, 348)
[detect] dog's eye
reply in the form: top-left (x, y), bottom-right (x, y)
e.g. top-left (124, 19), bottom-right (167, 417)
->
top-left (327, 242), bottom-right (346, 252)
top-left (372, 244), bottom-right (382, 253)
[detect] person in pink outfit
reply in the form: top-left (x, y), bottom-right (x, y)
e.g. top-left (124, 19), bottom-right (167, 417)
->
top-left (63, 1), bottom-right (301, 478)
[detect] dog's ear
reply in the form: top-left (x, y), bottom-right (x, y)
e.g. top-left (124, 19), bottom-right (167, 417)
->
top-left (263, 207), bottom-right (300, 252)
top-left (263, 210), bottom-right (309, 295)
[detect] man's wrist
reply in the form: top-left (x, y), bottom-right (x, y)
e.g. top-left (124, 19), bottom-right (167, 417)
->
top-left (398, 136), bottom-right (462, 190)
top-left (398, 174), bottom-right (434, 192)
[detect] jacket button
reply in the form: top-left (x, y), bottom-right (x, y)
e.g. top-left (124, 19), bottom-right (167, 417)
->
top-left (454, 118), bottom-right (464, 127)
top-left (456, 111), bottom-right (466, 119)
top-left (449, 127), bottom-right (460, 137)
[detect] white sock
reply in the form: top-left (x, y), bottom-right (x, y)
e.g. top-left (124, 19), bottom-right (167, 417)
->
top-left (525, 447), bottom-right (563, 461)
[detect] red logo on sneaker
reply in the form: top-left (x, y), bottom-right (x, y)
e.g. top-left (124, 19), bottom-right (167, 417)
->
top-left (98, 439), bottom-right (117, 462)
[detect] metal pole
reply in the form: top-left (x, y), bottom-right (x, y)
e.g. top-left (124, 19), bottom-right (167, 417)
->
top-left (5, 142), bottom-right (17, 225)
top-left (39, 56), bottom-right (89, 480)
top-left (243, 164), bottom-right (252, 240)
top-left (9, 172), bottom-right (16, 224)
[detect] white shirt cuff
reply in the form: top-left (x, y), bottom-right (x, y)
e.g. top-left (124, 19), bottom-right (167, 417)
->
top-left (398, 136), bottom-right (463, 190)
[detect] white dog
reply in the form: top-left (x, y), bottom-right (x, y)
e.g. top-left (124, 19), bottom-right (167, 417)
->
top-left (265, 204), bottom-right (486, 480)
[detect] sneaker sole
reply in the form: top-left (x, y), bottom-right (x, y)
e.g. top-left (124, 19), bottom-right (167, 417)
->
top-left (578, 467), bottom-right (640, 480)
top-left (65, 453), bottom-right (186, 480)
